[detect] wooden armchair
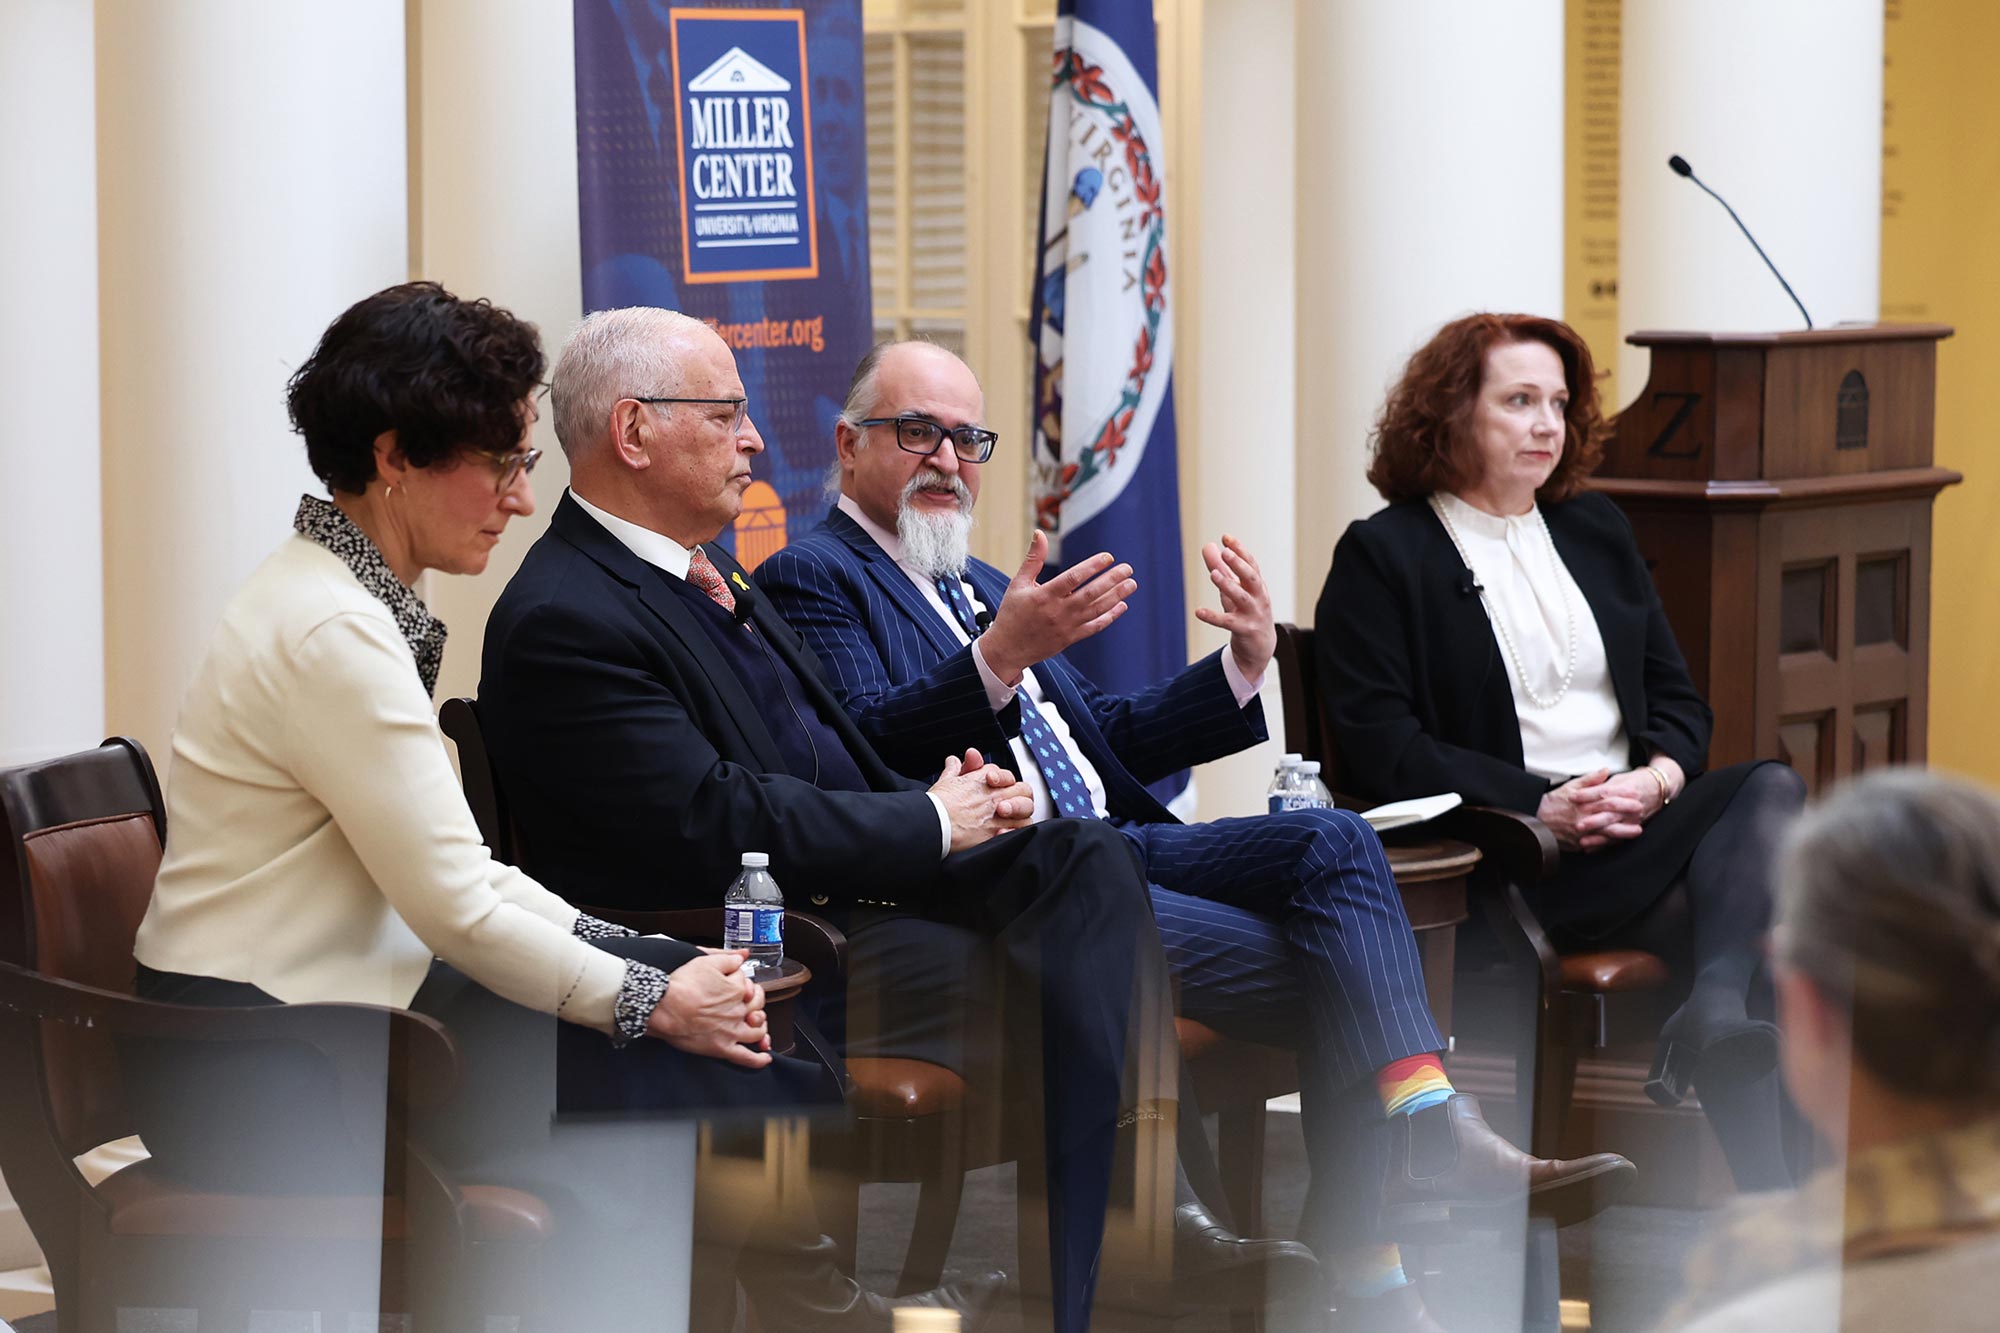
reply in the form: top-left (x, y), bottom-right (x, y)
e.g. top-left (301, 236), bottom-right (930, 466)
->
top-left (0, 738), bottom-right (550, 1333)
top-left (1272, 624), bottom-right (1672, 1159)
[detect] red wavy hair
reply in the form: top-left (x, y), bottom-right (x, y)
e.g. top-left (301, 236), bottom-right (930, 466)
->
top-left (1365, 313), bottom-right (1609, 505)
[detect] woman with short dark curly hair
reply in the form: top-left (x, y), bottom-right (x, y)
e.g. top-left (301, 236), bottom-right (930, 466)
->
top-left (1316, 312), bottom-right (1807, 1192)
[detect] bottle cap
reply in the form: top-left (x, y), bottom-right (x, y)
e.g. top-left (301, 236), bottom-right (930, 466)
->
top-left (740, 851), bottom-right (769, 868)
top-left (1300, 761), bottom-right (1322, 775)
top-left (1280, 753), bottom-right (1302, 766)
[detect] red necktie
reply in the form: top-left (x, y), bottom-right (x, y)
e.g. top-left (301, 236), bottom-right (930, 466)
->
top-left (687, 546), bottom-right (737, 615)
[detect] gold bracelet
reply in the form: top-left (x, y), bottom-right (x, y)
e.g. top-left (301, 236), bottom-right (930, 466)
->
top-left (1645, 764), bottom-right (1673, 807)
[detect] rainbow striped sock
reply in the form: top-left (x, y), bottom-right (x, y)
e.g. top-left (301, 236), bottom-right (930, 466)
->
top-left (1337, 1243), bottom-right (1411, 1300)
top-left (1377, 1053), bottom-right (1454, 1117)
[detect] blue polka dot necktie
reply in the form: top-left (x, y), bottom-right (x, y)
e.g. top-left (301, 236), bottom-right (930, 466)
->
top-left (933, 575), bottom-right (1098, 821)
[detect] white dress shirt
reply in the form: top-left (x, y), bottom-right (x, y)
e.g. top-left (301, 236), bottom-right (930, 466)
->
top-left (571, 490), bottom-right (953, 853)
top-left (1435, 491), bottom-right (1629, 781)
top-left (836, 496), bottom-right (1263, 823)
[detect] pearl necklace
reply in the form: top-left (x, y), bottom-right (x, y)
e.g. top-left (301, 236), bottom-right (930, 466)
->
top-left (1428, 493), bottom-right (1578, 710)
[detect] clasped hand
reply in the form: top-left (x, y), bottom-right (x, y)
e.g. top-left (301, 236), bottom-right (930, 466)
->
top-left (931, 747), bottom-right (1034, 851)
top-left (648, 949), bottom-right (770, 1068)
top-left (1537, 766), bottom-right (1674, 853)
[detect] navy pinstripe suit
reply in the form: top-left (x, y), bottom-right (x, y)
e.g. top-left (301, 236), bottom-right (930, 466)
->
top-left (759, 507), bottom-right (1448, 1253)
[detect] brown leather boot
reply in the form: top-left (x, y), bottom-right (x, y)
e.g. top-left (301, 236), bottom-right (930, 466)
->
top-left (1382, 1094), bottom-right (1635, 1236)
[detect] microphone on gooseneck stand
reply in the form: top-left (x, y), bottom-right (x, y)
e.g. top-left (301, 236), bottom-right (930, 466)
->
top-left (1666, 154), bottom-right (1814, 330)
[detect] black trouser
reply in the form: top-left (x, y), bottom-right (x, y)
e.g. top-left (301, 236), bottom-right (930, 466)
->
top-left (827, 817), bottom-right (1180, 1333)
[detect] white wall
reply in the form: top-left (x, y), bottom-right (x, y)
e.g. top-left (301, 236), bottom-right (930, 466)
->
top-left (0, 0), bottom-right (103, 771)
top-left (1618, 0), bottom-right (1883, 400)
top-left (0, 0), bottom-right (100, 1295)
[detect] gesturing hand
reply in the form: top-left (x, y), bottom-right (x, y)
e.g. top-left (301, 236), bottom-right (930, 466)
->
top-left (1536, 768), bottom-right (1648, 853)
top-left (647, 950), bottom-right (771, 1068)
top-left (930, 747), bottom-right (1035, 851)
top-left (1193, 535), bottom-right (1275, 682)
top-left (979, 529), bottom-right (1135, 685)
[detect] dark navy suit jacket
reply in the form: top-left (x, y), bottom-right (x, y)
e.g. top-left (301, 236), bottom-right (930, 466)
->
top-left (478, 494), bottom-right (942, 916)
top-left (755, 507), bottom-right (1267, 824)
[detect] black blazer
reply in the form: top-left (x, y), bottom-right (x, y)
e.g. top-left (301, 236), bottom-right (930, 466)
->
top-left (1314, 491), bottom-right (1711, 813)
top-left (478, 494), bottom-right (942, 916)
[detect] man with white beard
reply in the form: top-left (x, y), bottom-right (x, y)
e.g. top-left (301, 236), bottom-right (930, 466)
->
top-left (756, 340), bottom-right (1633, 1331)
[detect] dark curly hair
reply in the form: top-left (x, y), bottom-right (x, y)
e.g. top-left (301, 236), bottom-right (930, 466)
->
top-left (1366, 313), bottom-right (1608, 505)
top-left (286, 282), bottom-right (546, 495)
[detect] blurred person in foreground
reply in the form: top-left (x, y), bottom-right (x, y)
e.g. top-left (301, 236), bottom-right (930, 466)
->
top-left (1667, 768), bottom-right (2000, 1331)
top-left (1317, 313), bottom-right (1808, 1191)
top-left (127, 282), bottom-right (996, 1331)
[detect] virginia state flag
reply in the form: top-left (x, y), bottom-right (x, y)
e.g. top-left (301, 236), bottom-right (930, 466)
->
top-left (1030, 0), bottom-right (1188, 802)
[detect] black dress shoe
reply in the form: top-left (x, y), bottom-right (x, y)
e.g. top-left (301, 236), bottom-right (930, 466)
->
top-left (886, 1269), bottom-right (1014, 1333)
top-left (1169, 1200), bottom-right (1319, 1306)
top-left (1382, 1094), bottom-right (1636, 1237)
top-left (743, 1232), bottom-right (1011, 1333)
top-left (1644, 988), bottom-right (1780, 1106)
top-left (1331, 1282), bottom-right (1447, 1332)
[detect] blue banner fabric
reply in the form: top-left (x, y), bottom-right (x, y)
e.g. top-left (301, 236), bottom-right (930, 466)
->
top-left (1031, 0), bottom-right (1188, 801)
top-left (573, 0), bottom-right (874, 568)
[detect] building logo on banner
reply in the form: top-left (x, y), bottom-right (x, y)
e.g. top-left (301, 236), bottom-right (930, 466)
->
top-left (1031, 16), bottom-right (1172, 541)
top-left (669, 8), bottom-right (819, 284)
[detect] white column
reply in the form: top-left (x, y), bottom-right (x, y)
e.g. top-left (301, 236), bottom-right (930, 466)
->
top-left (1293, 1), bottom-right (1567, 617)
top-left (414, 0), bottom-right (585, 708)
top-left (1190, 0), bottom-right (1296, 820)
top-left (1618, 0), bottom-right (1883, 400)
top-left (96, 0), bottom-right (409, 760)
top-left (0, 0), bottom-right (102, 770)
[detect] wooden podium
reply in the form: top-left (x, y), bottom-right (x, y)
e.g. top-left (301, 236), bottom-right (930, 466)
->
top-left (1594, 325), bottom-right (1960, 793)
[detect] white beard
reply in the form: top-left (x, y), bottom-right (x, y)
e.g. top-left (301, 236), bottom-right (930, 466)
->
top-left (895, 472), bottom-right (974, 578)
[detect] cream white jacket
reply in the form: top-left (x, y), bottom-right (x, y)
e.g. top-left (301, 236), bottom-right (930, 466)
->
top-left (134, 534), bottom-right (629, 1033)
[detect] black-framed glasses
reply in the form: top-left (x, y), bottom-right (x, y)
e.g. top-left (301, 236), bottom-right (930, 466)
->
top-left (632, 396), bottom-right (750, 435)
top-left (856, 416), bottom-right (999, 464)
top-left (465, 446), bottom-right (542, 495)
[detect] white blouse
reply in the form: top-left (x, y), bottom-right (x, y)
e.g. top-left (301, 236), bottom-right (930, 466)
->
top-left (1432, 492), bottom-right (1629, 781)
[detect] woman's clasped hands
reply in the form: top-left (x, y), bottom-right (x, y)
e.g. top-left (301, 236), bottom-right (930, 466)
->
top-left (1538, 760), bottom-right (1682, 852)
top-left (647, 949), bottom-right (772, 1067)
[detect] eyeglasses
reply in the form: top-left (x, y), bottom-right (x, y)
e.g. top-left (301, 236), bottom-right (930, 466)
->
top-left (631, 396), bottom-right (750, 435)
top-left (856, 416), bottom-right (999, 464)
top-left (466, 446), bottom-right (542, 495)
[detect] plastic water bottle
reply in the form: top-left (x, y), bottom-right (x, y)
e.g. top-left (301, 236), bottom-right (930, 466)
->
top-left (1296, 760), bottom-right (1335, 810)
top-left (1267, 753), bottom-right (1303, 814)
top-left (722, 852), bottom-right (784, 970)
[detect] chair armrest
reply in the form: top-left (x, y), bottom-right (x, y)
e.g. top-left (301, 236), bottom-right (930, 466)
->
top-left (578, 906), bottom-right (850, 983)
top-left (0, 963), bottom-right (461, 1115)
top-left (1434, 804), bottom-right (1559, 884)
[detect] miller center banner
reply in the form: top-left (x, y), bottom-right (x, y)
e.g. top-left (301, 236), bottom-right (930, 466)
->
top-left (574, 1), bottom-right (873, 567)
top-left (1031, 0), bottom-right (1189, 803)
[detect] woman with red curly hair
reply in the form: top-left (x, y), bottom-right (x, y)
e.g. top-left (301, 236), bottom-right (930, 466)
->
top-left (1315, 313), bottom-right (1806, 1191)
